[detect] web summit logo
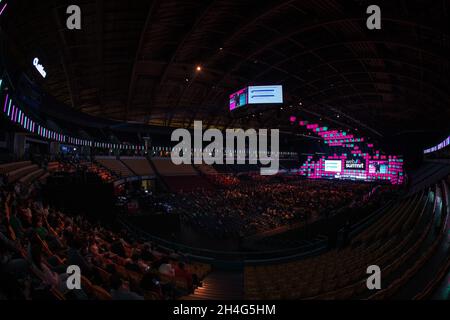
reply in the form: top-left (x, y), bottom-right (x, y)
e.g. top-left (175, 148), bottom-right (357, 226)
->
top-left (345, 159), bottom-right (366, 170)
top-left (170, 121), bottom-right (279, 175)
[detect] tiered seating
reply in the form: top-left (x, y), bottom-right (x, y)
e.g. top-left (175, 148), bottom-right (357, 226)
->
top-left (244, 185), bottom-right (441, 299)
top-left (46, 161), bottom-right (62, 172)
top-left (96, 157), bottom-right (133, 177)
top-left (39, 172), bottom-right (51, 183)
top-left (0, 180), bottom-right (212, 301)
top-left (0, 160), bottom-right (45, 185)
top-left (2, 162), bottom-right (40, 183)
top-left (0, 161), bottom-right (32, 174)
top-left (151, 158), bottom-right (212, 191)
top-left (152, 158), bottom-right (197, 176)
top-left (84, 162), bottom-right (114, 182)
top-left (409, 162), bottom-right (450, 193)
top-left (196, 163), bottom-right (219, 175)
top-left (162, 175), bottom-right (213, 192)
top-left (213, 163), bottom-right (261, 174)
top-left (121, 157), bottom-right (154, 176)
top-left (18, 168), bottom-right (45, 184)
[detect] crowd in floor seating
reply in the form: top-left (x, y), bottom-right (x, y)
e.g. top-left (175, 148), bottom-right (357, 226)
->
top-left (0, 177), bottom-right (209, 300)
top-left (173, 177), bottom-right (374, 238)
top-left (205, 174), bottom-right (240, 187)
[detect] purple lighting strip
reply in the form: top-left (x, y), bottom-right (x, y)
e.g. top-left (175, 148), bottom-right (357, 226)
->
top-left (0, 3), bottom-right (7, 16)
top-left (3, 94), bottom-right (8, 113)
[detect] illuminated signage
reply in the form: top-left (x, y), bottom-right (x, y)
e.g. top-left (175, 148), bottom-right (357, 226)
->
top-left (33, 58), bottom-right (47, 78)
top-left (230, 85), bottom-right (283, 111)
top-left (345, 159), bottom-right (366, 170)
top-left (324, 160), bottom-right (342, 172)
top-left (369, 161), bottom-right (388, 174)
top-left (248, 85), bottom-right (283, 104)
top-left (229, 87), bottom-right (248, 110)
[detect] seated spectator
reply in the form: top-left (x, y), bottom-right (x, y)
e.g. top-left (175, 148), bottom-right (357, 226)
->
top-left (140, 272), bottom-right (164, 300)
top-left (34, 219), bottom-right (48, 240)
top-left (109, 274), bottom-right (144, 300)
top-left (158, 258), bottom-right (175, 278)
top-left (174, 262), bottom-right (193, 293)
top-left (29, 241), bottom-right (60, 289)
top-left (66, 236), bottom-right (93, 277)
top-left (125, 254), bottom-right (141, 273)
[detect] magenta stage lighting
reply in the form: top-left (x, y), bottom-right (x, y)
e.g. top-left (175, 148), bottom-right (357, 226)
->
top-left (3, 94), bottom-right (8, 113)
top-left (0, 3), bottom-right (8, 16)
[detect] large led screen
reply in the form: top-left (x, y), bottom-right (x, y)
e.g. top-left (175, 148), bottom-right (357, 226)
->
top-left (345, 159), bottom-right (366, 170)
top-left (369, 161), bottom-right (388, 174)
top-left (248, 85), bottom-right (283, 104)
top-left (229, 87), bottom-right (248, 111)
top-left (324, 160), bottom-right (342, 172)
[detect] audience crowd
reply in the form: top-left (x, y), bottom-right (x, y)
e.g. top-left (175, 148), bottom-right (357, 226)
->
top-left (172, 177), bottom-right (374, 238)
top-left (0, 177), bottom-right (206, 300)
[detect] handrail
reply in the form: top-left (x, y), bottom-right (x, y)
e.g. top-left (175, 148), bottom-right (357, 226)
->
top-left (117, 217), bottom-right (327, 263)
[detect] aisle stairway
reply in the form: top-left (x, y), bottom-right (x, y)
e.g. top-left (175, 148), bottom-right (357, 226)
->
top-left (182, 271), bottom-right (244, 300)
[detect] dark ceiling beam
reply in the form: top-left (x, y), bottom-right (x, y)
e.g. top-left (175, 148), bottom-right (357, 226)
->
top-left (130, 60), bottom-right (245, 81)
top-left (147, 0), bottom-right (219, 124)
top-left (164, 0), bottom-right (304, 127)
top-left (272, 57), bottom-right (448, 85)
top-left (51, 5), bottom-right (79, 109)
top-left (324, 101), bottom-right (446, 113)
top-left (321, 20), bottom-right (384, 105)
top-left (125, 0), bottom-right (162, 121)
top-left (315, 101), bottom-right (450, 132)
top-left (166, 48), bottom-right (315, 128)
top-left (198, 0), bottom-right (299, 67)
top-left (96, 0), bottom-right (105, 116)
top-left (261, 22), bottom-right (369, 122)
top-left (140, 22), bottom-right (447, 129)
top-left (303, 82), bottom-right (449, 109)
top-left (183, 86), bottom-right (227, 128)
top-left (191, 21), bottom-right (449, 124)
top-left (304, 80), bottom-right (450, 104)
top-left (209, 16), bottom-right (449, 91)
top-left (292, 70), bottom-right (450, 104)
top-left (194, 42), bottom-right (445, 130)
top-left (301, 91), bottom-right (444, 111)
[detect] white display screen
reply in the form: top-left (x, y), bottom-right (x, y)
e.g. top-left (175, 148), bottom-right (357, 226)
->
top-left (247, 85), bottom-right (283, 104)
top-left (324, 160), bottom-right (342, 173)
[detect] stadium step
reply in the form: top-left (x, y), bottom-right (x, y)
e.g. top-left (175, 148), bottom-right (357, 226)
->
top-left (39, 172), bottom-right (51, 183)
top-left (6, 164), bottom-right (39, 183)
top-left (19, 168), bottom-right (45, 184)
top-left (181, 271), bottom-right (244, 300)
top-left (0, 161), bottom-right (32, 174)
